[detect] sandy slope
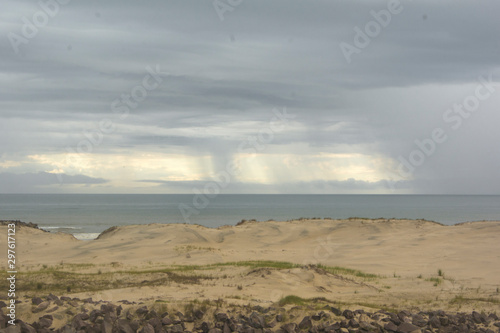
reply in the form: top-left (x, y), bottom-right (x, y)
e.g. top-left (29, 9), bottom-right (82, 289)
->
top-left (1, 218), bottom-right (500, 316)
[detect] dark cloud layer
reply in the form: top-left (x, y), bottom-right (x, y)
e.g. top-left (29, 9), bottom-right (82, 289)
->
top-left (1, 0), bottom-right (499, 193)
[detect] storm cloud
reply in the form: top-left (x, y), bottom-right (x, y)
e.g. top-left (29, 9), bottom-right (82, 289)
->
top-left (1, 0), bottom-right (499, 193)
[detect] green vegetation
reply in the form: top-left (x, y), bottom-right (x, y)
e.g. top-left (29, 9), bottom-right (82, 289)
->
top-left (438, 269), bottom-right (444, 277)
top-left (450, 296), bottom-right (500, 305)
top-left (278, 295), bottom-right (307, 306)
top-left (316, 264), bottom-right (379, 279)
top-left (0, 260), bottom-right (379, 295)
top-left (426, 277), bottom-right (442, 286)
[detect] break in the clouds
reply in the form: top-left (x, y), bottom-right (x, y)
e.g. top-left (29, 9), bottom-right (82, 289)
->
top-left (1, 0), bottom-right (499, 194)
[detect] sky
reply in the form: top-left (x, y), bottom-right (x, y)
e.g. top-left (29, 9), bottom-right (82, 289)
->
top-left (1, 0), bottom-right (499, 194)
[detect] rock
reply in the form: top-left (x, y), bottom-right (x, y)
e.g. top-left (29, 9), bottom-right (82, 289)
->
top-left (139, 323), bottom-right (155, 333)
top-left (489, 313), bottom-right (499, 321)
top-left (384, 322), bottom-right (398, 332)
top-left (170, 324), bottom-right (185, 333)
top-left (38, 316), bottom-right (53, 328)
top-left (348, 319), bottom-right (359, 328)
top-left (215, 313), bottom-right (229, 323)
top-left (32, 297), bottom-right (44, 305)
top-left (148, 317), bottom-right (162, 331)
top-left (428, 316), bottom-right (440, 329)
top-left (439, 315), bottom-right (449, 327)
top-left (328, 306), bottom-right (342, 316)
top-left (280, 323), bottom-right (297, 333)
top-left (89, 309), bottom-right (103, 323)
top-left (412, 314), bottom-right (427, 327)
top-left (199, 321), bottom-right (210, 333)
top-left (47, 294), bottom-right (60, 302)
top-left (101, 316), bottom-right (113, 333)
top-left (20, 322), bottom-right (37, 333)
top-left (137, 306), bottom-right (149, 316)
top-left (275, 314), bottom-right (283, 322)
top-left (397, 322), bottom-right (421, 333)
top-left (472, 311), bottom-right (486, 324)
top-left (32, 301), bottom-right (50, 313)
top-left (342, 310), bottom-right (354, 320)
top-left (194, 309), bottom-right (204, 320)
top-left (82, 298), bottom-right (93, 303)
top-left (250, 312), bottom-right (266, 329)
top-left (116, 319), bottom-right (135, 333)
top-left (359, 320), bottom-right (377, 331)
top-left (60, 296), bottom-right (72, 302)
top-left (162, 317), bottom-right (173, 326)
top-left (71, 315), bottom-right (87, 330)
top-left (298, 316), bottom-right (312, 330)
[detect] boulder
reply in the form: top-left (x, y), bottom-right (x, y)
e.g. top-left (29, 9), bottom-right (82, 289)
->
top-left (411, 314), bottom-right (427, 327)
top-left (32, 301), bottom-right (50, 313)
top-left (397, 322), bottom-right (421, 333)
top-left (115, 319), bottom-right (135, 333)
top-left (32, 297), bottom-right (44, 305)
top-left (249, 312), bottom-right (266, 329)
top-left (342, 310), bottom-right (354, 320)
top-left (139, 323), bottom-right (155, 333)
top-left (298, 316), bottom-right (312, 330)
top-left (136, 306), bottom-right (149, 316)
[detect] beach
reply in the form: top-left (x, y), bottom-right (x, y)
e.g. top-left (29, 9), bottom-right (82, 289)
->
top-left (1, 218), bottom-right (500, 331)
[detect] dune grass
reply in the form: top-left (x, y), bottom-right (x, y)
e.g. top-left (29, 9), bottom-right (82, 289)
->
top-left (1, 260), bottom-right (379, 295)
top-left (278, 295), bottom-right (307, 306)
top-left (450, 295), bottom-right (500, 305)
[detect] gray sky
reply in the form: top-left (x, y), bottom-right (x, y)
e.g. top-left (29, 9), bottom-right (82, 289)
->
top-left (1, 0), bottom-right (499, 194)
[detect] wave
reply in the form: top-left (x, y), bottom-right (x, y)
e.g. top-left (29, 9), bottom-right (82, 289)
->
top-left (73, 233), bottom-right (101, 241)
top-left (40, 226), bottom-right (82, 230)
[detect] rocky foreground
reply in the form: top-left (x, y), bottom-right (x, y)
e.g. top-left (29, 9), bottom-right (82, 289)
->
top-left (1, 294), bottom-right (500, 333)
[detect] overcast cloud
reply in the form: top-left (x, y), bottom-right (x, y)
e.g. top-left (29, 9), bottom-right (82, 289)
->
top-left (1, 0), bottom-right (499, 194)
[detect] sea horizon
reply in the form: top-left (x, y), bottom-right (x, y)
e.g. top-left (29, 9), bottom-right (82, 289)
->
top-left (2, 193), bottom-right (500, 240)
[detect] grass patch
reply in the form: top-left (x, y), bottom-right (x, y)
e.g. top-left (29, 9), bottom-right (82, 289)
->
top-left (317, 264), bottom-right (379, 279)
top-left (450, 296), bottom-right (500, 305)
top-left (426, 277), bottom-right (442, 286)
top-left (2, 260), bottom-right (379, 295)
top-left (278, 295), bottom-right (307, 306)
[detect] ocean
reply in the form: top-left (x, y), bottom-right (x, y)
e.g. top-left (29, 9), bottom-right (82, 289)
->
top-left (1, 194), bottom-right (500, 240)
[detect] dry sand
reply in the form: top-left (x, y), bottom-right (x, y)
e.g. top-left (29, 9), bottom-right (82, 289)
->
top-left (1, 218), bottom-right (500, 326)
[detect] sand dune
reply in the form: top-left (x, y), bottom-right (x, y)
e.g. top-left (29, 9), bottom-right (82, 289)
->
top-left (2, 218), bottom-right (500, 317)
top-left (7, 219), bottom-right (500, 283)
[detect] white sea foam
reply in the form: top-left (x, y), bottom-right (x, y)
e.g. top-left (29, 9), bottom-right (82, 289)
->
top-left (73, 233), bottom-right (100, 241)
top-left (40, 226), bottom-right (81, 230)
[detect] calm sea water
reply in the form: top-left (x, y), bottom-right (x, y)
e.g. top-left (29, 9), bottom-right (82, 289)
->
top-left (1, 194), bottom-right (500, 240)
